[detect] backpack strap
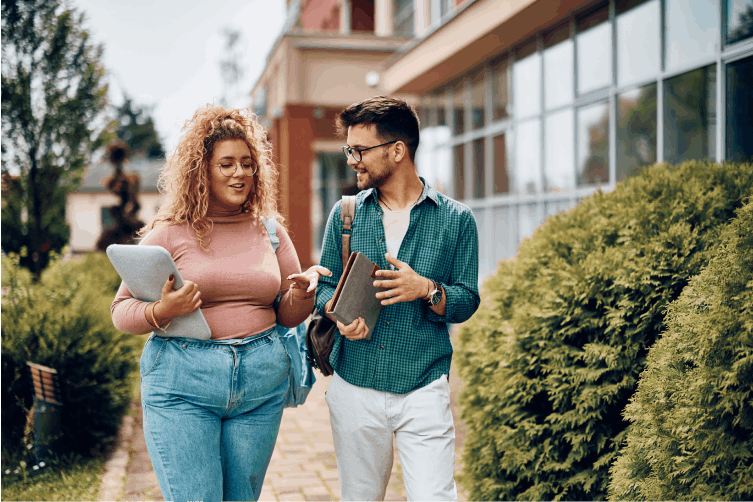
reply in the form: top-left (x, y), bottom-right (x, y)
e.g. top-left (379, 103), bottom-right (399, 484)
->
top-left (340, 195), bottom-right (356, 268)
top-left (262, 216), bottom-right (280, 254)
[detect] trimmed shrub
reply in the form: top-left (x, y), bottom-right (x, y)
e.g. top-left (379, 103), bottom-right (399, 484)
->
top-left (608, 200), bottom-right (753, 501)
top-left (1, 252), bottom-right (140, 457)
top-left (456, 160), bottom-right (753, 501)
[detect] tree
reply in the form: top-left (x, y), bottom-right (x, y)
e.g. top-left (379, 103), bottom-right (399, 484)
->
top-left (115, 95), bottom-right (165, 159)
top-left (1, 0), bottom-right (110, 276)
top-left (218, 27), bottom-right (245, 108)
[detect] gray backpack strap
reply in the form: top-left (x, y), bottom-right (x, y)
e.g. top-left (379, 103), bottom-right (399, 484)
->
top-left (340, 195), bottom-right (356, 268)
top-left (262, 216), bottom-right (280, 254)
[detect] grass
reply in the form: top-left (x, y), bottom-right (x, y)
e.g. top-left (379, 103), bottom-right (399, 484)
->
top-left (1, 452), bottom-right (104, 501)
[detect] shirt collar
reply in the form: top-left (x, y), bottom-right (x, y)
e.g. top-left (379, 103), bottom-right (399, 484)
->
top-left (364, 177), bottom-right (439, 207)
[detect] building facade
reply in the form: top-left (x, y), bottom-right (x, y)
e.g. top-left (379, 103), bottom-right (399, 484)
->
top-left (254, 0), bottom-right (753, 278)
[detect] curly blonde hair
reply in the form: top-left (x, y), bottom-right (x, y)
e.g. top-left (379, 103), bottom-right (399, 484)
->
top-left (140, 105), bottom-right (283, 248)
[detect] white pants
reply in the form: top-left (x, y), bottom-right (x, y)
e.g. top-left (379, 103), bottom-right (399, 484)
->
top-left (325, 372), bottom-right (458, 501)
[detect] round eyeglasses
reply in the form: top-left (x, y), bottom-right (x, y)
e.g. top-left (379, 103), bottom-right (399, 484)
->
top-left (214, 160), bottom-right (258, 177)
top-left (342, 140), bottom-right (398, 162)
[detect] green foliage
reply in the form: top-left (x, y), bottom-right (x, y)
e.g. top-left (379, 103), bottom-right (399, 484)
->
top-left (1, 0), bottom-right (110, 276)
top-left (456, 160), bottom-right (753, 501)
top-left (608, 200), bottom-right (753, 501)
top-left (115, 95), bottom-right (165, 159)
top-left (1, 452), bottom-right (104, 501)
top-left (1, 251), bottom-right (140, 458)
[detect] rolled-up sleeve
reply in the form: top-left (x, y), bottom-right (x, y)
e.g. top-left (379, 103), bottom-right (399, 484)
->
top-left (315, 201), bottom-right (343, 316)
top-left (426, 210), bottom-right (480, 324)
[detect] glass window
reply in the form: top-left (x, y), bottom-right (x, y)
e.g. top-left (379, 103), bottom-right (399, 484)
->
top-left (393, 0), bottom-right (415, 37)
top-left (727, 0), bottom-right (753, 44)
top-left (473, 138), bottom-right (485, 198)
top-left (519, 203), bottom-right (543, 241)
top-left (577, 5), bottom-right (612, 95)
top-left (492, 57), bottom-right (509, 120)
top-left (471, 69), bottom-right (486, 130)
top-left (664, 65), bottom-right (716, 164)
top-left (513, 39), bottom-right (542, 118)
top-left (544, 24), bottom-right (574, 110)
top-left (452, 79), bottom-right (466, 135)
top-left (454, 143), bottom-right (466, 199)
top-left (666, 0), bottom-right (719, 69)
top-left (726, 56), bottom-right (753, 161)
top-left (544, 108), bottom-right (575, 192)
top-left (515, 119), bottom-right (542, 193)
top-left (617, 83), bottom-right (657, 182)
top-left (616, 0), bottom-right (660, 87)
top-left (494, 133), bottom-right (509, 193)
top-left (315, 153), bottom-right (357, 255)
top-left (101, 206), bottom-right (115, 228)
top-left (577, 101), bottom-right (610, 186)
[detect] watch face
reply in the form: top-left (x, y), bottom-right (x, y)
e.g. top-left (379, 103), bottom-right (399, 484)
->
top-left (429, 289), bottom-right (442, 306)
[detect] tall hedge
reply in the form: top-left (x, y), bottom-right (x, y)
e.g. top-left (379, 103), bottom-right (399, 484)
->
top-left (456, 160), bottom-right (753, 501)
top-left (608, 200), bottom-right (753, 501)
top-left (1, 252), bottom-right (140, 457)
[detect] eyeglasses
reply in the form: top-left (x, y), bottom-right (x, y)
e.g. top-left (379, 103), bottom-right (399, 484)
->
top-left (214, 160), bottom-right (258, 177)
top-left (342, 140), bottom-right (397, 162)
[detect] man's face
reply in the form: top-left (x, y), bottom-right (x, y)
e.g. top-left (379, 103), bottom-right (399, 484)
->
top-left (345, 124), bottom-right (395, 190)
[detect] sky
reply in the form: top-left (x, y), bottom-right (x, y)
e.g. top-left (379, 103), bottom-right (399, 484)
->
top-left (71, 0), bottom-right (287, 154)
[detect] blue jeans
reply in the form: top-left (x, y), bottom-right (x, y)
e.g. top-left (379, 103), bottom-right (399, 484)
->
top-left (140, 327), bottom-right (289, 502)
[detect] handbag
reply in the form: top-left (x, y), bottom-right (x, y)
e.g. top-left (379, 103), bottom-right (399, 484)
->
top-left (263, 217), bottom-right (316, 408)
top-left (305, 195), bottom-right (355, 377)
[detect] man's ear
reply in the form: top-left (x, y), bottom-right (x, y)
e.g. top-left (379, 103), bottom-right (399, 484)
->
top-left (393, 141), bottom-right (407, 163)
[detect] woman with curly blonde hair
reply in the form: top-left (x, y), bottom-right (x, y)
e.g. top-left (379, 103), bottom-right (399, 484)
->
top-left (111, 105), bottom-right (330, 501)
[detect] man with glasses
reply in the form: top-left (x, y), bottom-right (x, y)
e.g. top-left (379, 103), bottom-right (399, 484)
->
top-left (315, 96), bottom-right (480, 501)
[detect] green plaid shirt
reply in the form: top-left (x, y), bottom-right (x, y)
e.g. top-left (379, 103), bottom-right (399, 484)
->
top-left (315, 179), bottom-right (480, 394)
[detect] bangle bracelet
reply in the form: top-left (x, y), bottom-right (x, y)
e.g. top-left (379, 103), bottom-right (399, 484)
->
top-left (149, 301), bottom-right (172, 333)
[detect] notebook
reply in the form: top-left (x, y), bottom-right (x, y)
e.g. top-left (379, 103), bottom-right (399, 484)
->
top-left (106, 244), bottom-right (211, 340)
top-left (326, 252), bottom-right (384, 340)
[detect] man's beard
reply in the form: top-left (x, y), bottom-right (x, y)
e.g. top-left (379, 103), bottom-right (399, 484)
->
top-left (356, 154), bottom-right (394, 190)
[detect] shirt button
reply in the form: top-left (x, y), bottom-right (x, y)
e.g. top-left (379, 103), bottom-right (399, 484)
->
top-left (379, 238), bottom-right (384, 242)
top-left (385, 320), bottom-right (390, 324)
top-left (380, 346), bottom-right (385, 350)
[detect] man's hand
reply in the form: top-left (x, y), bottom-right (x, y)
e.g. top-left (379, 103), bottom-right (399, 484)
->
top-left (373, 253), bottom-right (431, 306)
top-left (337, 317), bottom-right (370, 340)
top-left (153, 274), bottom-right (202, 324)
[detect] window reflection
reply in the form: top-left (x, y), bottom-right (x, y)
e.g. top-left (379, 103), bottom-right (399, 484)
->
top-left (727, 0), bottom-right (753, 44)
top-left (666, 0), bottom-right (718, 70)
top-left (515, 119), bottom-right (542, 193)
top-left (664, 65), bottom-right (716, 164)
top-left (473, 138), bottom-right (485, 198)
top-left (416, 124), bottom-right (452, 195)
top-left (513, 40), bottom-right (541, 118)
top-left (544, 25), bottom-right (574, 110)
top-left (617, 84), bottom-right (657, 182)
top-left (494, 134), bottom-right (509, 193)
top-left (726, 56), bottom-right (753, 161)
top-left (577, 6), bottom-right (612, 95)
top-left (544, 109), bottom-right (575, 192)
top-left (492, 57), bottom-right (509, 120)
top-left (616, 0), bottom-right (660, 87)
top-left (315, 153), bottom-right (357, 256)
top-left (393, 0), bottom-right (414, 37)
top-left (452, 79), bottom-right (465, 135)
top-left (471, 69), bottom-right (486, 130)
top-left (454, 143), bottom-right (466, 199)
top-left (577, 102), bottom-right (610, 186)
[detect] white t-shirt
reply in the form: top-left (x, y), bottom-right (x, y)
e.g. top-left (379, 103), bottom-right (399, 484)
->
top-left (382, 204), bottom-right (412, 266)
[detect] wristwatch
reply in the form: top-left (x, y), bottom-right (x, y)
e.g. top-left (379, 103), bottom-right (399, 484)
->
top-left (427, 279), bottom-right (443, 307)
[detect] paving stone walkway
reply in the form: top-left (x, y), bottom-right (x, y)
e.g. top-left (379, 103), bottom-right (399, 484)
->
top-left (108, 365), bottom-right (468, 501)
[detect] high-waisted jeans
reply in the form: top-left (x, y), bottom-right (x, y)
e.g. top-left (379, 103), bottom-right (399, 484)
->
top-left (140, 327), bottom-right (289, 502)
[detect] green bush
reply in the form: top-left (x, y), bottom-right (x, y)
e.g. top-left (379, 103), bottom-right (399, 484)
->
top-left (1, 251), bottom-right (140, 457)
top-left (608, 199), bottom-right (753, 500)
top-left (456, 160), bottom-right (753, 501)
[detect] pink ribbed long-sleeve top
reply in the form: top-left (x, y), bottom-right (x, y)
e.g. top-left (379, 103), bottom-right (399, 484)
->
top-left (110, 212), bottom-right (313, 340)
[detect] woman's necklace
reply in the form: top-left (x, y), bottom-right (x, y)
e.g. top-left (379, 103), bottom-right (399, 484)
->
top-left (379, 189), bottom-right (422, 213)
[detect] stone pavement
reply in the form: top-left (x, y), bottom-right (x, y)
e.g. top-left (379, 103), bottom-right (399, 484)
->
top-left (103, 366), bottom-right (469, 501)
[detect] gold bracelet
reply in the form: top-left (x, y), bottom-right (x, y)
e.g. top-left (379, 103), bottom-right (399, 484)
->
top-left (149, 301), bottom-right (172, 332)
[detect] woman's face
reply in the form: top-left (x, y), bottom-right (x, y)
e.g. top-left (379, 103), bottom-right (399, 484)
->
top-left (207, 139), bottom-right (255, 212)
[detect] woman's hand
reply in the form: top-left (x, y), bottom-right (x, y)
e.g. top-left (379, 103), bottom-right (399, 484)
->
top-left (287, 265), bottom-right (332, 294)
top-left (153, 274), bottom-right (202, 324)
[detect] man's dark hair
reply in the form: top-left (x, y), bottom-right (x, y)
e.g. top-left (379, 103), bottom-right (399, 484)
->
top-left (337, 96), bottom-right (420, 162)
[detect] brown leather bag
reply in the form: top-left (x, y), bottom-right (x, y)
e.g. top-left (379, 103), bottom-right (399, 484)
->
top-left (306, 195), bottom-right (355, 377)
